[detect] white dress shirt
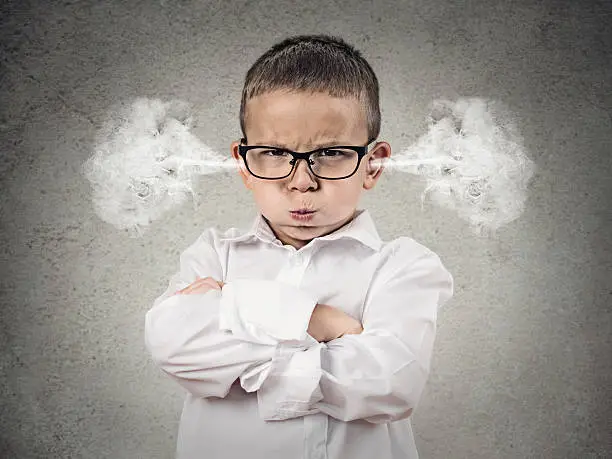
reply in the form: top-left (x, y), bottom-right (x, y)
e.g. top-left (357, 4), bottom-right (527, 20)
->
top-left (144, 208), bottom-right (454, 459)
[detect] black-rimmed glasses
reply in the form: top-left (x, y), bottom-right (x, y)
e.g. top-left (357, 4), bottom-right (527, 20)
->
top-left (237, 138), bottom-right (372, 180)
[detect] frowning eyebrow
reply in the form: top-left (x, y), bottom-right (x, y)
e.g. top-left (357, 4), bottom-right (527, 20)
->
top-left (264, 141), bottom-right (344, 150)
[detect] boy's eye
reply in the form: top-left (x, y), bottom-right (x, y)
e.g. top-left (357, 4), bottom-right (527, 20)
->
top-left (321, 149), bottom-right (342, 157)
top-left (262, 149), bottom-right (289, 157)
top-left (315, 149), bottom-right (350, 158)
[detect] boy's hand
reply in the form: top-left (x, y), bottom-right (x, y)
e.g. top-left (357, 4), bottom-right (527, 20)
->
top-left (307, 303), bottom-right (364, 343)
top-left (174, 277), bottom-right (224, 295)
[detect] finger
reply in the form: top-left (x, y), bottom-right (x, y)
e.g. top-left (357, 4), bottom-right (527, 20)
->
top-left (182, 279), bottom-right (216, 294)
top-left (176, 277), bottom-right (214, 294)
top-left (206, 278), bottom-right (223, 289)
top-left (175, 277), bottom-right (205, 294)
top-left (203, 278), bottom-right (223, 290)
top-left (180, 277), bottom-right (221, 295)
top-left (175, 277), bottom-right (224, 295)
top-left (199, 278), bottom-right (222, 292)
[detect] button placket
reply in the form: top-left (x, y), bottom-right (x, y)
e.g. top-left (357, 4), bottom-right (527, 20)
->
top-left (275, 251), bottom-right (306, 286)
top-left (288, 253), bottom-right (308, 286)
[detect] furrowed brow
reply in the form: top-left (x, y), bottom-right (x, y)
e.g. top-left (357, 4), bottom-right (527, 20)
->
top-left (268, 141), bottom-right (343, 150)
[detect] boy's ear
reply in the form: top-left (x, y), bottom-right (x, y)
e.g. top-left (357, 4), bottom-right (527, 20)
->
top-left (363, 141), bottom-right (391, 190)
top-left (230, 140), bottom-right (252, 189)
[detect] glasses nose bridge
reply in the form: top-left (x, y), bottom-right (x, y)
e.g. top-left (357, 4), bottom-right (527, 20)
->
top-left (289, 151), bottom-right (315, 171)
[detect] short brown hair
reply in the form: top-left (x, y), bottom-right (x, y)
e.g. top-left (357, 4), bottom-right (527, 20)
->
top-left (239, 34), bottom-right (380, 144)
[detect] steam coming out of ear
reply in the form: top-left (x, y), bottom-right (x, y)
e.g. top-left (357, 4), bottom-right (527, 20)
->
top-left (81, 98), bottom-right (235, 237)
top-left (373, 98), bottom-right (536, 235)
top-left (82, 97), bottom-right (535, 237)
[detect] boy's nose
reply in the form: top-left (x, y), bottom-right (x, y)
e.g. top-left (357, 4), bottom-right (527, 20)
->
top-left (288, 159), bottom-right (318, 189)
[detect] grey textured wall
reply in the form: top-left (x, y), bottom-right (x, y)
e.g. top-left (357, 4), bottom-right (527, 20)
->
top-left (1, 0), bottom-right (610, 458)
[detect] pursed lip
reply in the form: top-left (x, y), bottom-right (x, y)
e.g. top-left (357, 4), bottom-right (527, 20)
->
top-left (290, 208), bottom-right (316, 214)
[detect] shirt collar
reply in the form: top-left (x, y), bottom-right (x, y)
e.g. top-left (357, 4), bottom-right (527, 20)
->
top-left (219, 208), bottom-right (383, 252)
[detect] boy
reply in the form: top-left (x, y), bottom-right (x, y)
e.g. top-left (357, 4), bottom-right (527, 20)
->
top-left (145, 34), bottom-right (453, 459)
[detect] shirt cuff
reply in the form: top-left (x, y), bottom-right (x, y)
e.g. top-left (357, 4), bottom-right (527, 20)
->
top-left (219, 279), bottom-right (318, 345)
top-left (256, 343), bottom-right (325, 421)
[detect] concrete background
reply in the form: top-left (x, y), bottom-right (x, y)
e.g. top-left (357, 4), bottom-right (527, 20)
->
top-left (1, 0), bottom-right (610, 458)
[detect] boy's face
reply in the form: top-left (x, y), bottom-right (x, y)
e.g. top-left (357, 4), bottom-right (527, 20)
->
top-left (231, 89), bottom-right (390, 249)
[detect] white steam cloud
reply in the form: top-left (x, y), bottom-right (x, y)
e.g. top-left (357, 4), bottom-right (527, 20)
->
top-left (81, 98), bottom-right (234, 237)
top-left (375, 98), bottom-right (536, 235)
top-left (82, 97), bottom-right (536, 237)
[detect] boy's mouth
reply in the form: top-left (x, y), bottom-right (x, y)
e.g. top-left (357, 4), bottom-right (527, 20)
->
top-left (290, 209), bottom-right (316, 215)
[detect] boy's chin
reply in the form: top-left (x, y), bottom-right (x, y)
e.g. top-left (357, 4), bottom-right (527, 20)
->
top-left (283, 222), bottom-right (320, 232)
top-left (279, 221), bottom-right (323, 235)
top-left (290, 223), bottom-right (322, 233)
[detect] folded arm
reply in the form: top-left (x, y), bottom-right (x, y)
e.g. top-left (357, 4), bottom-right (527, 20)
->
top-left (144, 230), bottom-right (319, 399)
top-left (254, 240), bottom-right (454, 423)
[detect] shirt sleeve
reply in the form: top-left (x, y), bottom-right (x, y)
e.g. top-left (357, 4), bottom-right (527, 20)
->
top-left (144, 230), bottom-right (319, 399)
top-left (254, 240), bottom-right (454, 423)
